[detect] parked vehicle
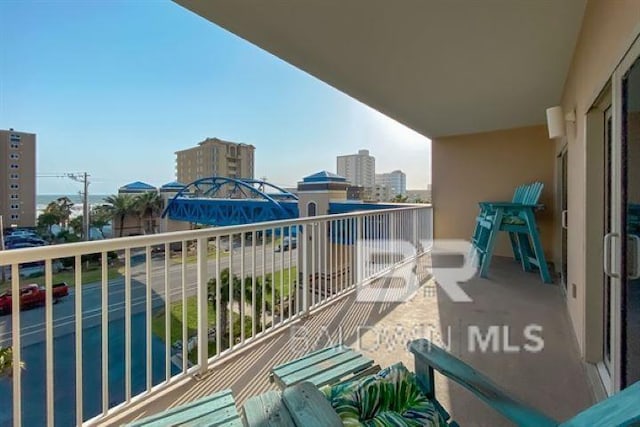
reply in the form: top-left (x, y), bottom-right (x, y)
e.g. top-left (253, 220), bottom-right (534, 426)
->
top-left (275, 236), bottom-right (297, 252)
top-left (0, 283), bottom-right (69, 315)
top-left (6, 230), bottom-right (38, 239)
top-left (6, 242), bottom-right (39, 250)
top-left (5, 232), bottom-right (45, 248)
top-left (5, 237), bottom-right (46, 247)
top-left (17, 260), bottom-right (63, 278)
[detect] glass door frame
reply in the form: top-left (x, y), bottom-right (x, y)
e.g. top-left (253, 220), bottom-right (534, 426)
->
top-left (558, 146), bottom-right (568, 292)
top-left (599, 104), bottom-right (614, 395)
top-left (609, 35), bottom-right (640, 393)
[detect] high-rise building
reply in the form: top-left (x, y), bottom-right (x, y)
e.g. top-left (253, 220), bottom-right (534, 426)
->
top-left (176, 137), bottom-right (255, 184)
top-left (336, 149), bottom-right (375, 190)
top-left (0, 129), bottom-right (36, 228)
top-left (375, 170), bottom-right (407, 197)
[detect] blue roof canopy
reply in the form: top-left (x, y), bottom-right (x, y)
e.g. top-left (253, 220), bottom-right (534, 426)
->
top-left (302, 171), bottom-right (347, 183)
top-left (119, 181), bottom-right (157, 191)
top-left (161, 181), bottom-right (186, 189)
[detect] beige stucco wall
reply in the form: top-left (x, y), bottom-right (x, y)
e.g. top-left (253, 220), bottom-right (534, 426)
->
top-left (559, 0), bottom-right (640, 356)
top-left (432, 124), bottom-right (555, 259)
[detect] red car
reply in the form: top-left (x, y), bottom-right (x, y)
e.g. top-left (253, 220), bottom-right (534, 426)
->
top-left (0, 283), bottom-right (69, 315)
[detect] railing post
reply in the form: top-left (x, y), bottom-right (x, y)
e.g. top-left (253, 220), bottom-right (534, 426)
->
top-left (413, 208), bottom-right (419, 254)
top-left (302, 224), bottom-right (309, 315)
top-left (356, 215), bottom-right (363, 285)
top-left (11, 264), bottom-right (21, 427)
top-left (196, 237), bottom-right (208, 374)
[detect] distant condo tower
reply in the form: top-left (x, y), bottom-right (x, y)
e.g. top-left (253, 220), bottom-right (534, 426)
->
top-left (175, 137), bottom-right (255, 184)
top-left (0, 129), bottom-right (36, 227)
top-left (375, 170), bottom-right (407, 197)
top-left (336, 149), bottom-right (375, 199)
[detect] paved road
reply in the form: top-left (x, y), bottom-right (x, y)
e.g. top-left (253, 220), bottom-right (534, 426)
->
top-left (0, 245), bottom-right (297, 427)
top-left (0, 245), bottom-right (297, 347)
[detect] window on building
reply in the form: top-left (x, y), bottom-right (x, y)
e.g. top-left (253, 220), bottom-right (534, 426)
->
top-left (10, 142), bottom-right (19, 149)
top-left (10, 204), bottom-right (19, 210)
top-left (10, 164), bottom-right (18, 169)
top-left (10, 214), bottom-right (19, 220)
top-left (10, 194), bottom-right (19, 200)
top-left (10, 153), bottom-right (19, 160)
top-left (10, 134), bottom-right (20, 141)
top-left (307, 201), bottom-right (317, 217)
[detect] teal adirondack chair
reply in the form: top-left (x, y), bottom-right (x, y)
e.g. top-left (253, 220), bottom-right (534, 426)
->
top-left (472, 182), bottom-right (550, 283)
top-left (126, 389), bottom-right (242, 426)
top-left (473, 184), bottom-right (523, 260)
top-left (409, 339), bottom-right (640, 427)
top-left (472, 182), bottom-right (544, 262)
top-left (245, 341), bottom-right (640, 426)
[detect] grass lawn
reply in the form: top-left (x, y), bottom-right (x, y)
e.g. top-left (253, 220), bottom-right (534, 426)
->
top-left (151, 293), bottom-right (215, 347)
top-left (151, 296), bottom-right (254, 363)
top-left (259, 267), bottom-right (297, 304)
top-left (151, 266), bottom-right (296, 362)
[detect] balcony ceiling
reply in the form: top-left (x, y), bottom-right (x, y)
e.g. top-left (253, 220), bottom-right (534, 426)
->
top-left (174, 0), bottom-right (586, 138)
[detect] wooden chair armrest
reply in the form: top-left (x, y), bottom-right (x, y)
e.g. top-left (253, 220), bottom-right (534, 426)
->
top-left (559, 381), bottom-right (640, 427)
top-left (409, 339), bottom-right (558, 427)
top-left (282, 381), bottom-right (343, 426)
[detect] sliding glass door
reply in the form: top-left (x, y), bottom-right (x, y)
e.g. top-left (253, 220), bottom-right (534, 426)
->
top-left (606, 39), bottom-right (640, 392)
top-left (620, 53), bottom-right (640, 389)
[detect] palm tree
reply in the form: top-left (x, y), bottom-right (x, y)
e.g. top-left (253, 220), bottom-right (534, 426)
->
top-left (134, 191), bottom-right (163, 234)
top-left (207, 268), bottom-right (243, 350)
top-left (0, 346), bottom-right (24, 378)
top-left (90, 205), bottom-right (111, 238)
top-left (37, 212), bottom-right (59, 237)
top-left (391, 194), bottom-right (409, 203)
top-left (44, 196), bottom-right (74, 227)
top-left (69, 215), bottom-right (84, 239)
top-left (104, 194), bottom-right (136, 237)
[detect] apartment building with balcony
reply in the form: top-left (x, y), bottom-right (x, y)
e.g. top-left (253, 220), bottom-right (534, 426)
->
top-left (175, 137), bottom-right (255, 184)
top-left (336, 149), bottom-right (375, 193)
top-left (0, 129), bottom-right (36, 228)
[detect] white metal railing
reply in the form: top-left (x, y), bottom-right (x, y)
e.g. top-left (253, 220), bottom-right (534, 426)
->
top-left (0, 205), bottom-right (432, 426)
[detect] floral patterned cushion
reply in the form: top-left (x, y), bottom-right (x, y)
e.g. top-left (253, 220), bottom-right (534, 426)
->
top-left (501, 215), bottom-right (526, 225)
top-left (322, 363), bottom-right (446, 426)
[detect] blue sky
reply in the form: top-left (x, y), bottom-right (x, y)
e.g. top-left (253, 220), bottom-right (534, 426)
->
top-left (0, 0), bottom-right (430, 195)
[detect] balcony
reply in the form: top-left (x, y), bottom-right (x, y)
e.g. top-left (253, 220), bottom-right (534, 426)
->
top-left (0, 205), bottom-right (593, 426)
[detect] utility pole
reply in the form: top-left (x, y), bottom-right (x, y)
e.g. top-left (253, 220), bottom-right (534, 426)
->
top-left (67, 172), bottom-right (90, 241)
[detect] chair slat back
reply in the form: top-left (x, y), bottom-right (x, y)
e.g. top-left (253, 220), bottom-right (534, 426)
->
top-left (523, 182), bottom-right (544, 205)
top-left (512, 185), bottom-right (526, 203)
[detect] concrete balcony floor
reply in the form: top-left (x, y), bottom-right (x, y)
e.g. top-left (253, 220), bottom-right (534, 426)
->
top-left (112, 256), bottom-right (594, 426)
